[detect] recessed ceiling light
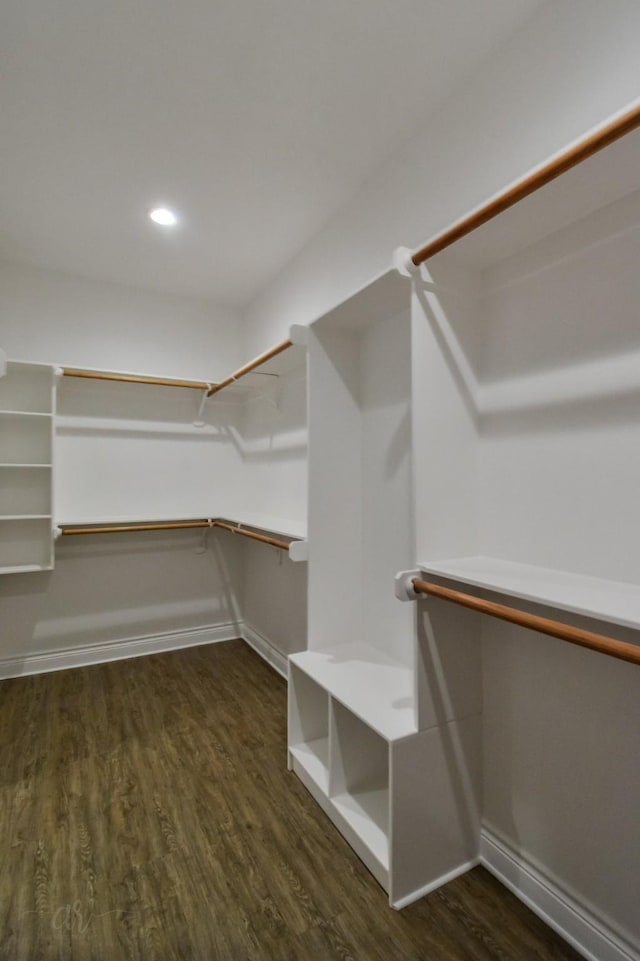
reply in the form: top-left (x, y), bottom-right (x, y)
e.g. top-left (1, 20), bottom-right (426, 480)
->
top-left (149, 207), bottom-right (178, 227)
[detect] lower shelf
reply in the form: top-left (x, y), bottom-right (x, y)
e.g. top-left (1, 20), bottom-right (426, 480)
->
top-left (289, 737), bottom-right (329, 793)
top-left (290, 752), bottom-right (389, 893)
top-left (0, 563), bottom-right (52, 575)
top-left (332, 789), bottom-right (389, 870)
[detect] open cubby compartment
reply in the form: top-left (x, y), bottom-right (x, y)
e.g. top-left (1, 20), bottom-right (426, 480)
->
top-left (412, 126), bottom-right (640, 616)
top-left (0, 518), bottom-right (54, 571)
top-left (0, 362), bottom-right (55, 413)
top-left (0, 465), bottom-right (52, 516)
top-left (330, 699), bottom-right (390, 881)
top-left (288, 663), bottom-right (330, 793)
top-left (1, 413), bottom-right (52, 465)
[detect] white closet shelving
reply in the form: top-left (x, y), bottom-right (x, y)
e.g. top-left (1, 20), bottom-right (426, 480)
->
top-left (0, 361), bottom-right (55, 572)
top-left (413, 117), bottom-right (640, 630)
top-left (289, 110), bottom-right (640, 917)
top-left (55, 327), bottom-right (308, 548)
top-left (288, 269), bottom-right (482, 908)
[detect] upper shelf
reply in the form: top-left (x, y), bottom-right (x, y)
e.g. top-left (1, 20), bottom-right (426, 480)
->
top-left (418, 555), bottom-right (640, 631)
top-left (427, 109), bottom-right (640, 273)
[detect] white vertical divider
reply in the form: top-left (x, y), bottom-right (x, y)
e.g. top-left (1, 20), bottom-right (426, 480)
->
top-left (307, 325), bottom-right (363, 648)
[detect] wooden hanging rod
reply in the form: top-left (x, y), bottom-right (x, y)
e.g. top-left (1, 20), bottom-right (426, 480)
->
top-left (411, 101), bottom-right (640, 266)
top-left (60, 520), bottom-right (212, 535)
top-left (207, 340), bottom-right (293, 397)
top-left (211, 520), bottom-right (291, 551)
top-left (63, 369), bottom-right (212, 390)
top-left (59, 518), bottom-right (295, 550)
top-left (412, 578), bottom-right (640, 667)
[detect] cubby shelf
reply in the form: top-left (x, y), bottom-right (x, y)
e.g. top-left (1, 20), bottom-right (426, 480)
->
top-left (288, 738), bottom-right (329, 793)
top-left (288, 662), bottom-right (392, 890)
top-left (419, 555), bottom-right (640, 631)
top-left (332, 789), bottom-right (389, 870)
top-left (290, 643), bottom-right (416, 741)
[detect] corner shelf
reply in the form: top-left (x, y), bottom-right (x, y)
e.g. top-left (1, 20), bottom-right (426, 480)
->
top-left (419, 555), bottom-right (640, 631)
top-left (288, 662), bottom-right (392, 890)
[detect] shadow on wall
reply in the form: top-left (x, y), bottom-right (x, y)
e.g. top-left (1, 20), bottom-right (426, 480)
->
top-left (0, 530), bottom-right (244, 672)
top-left (416, 599), bottom-right (482, 856)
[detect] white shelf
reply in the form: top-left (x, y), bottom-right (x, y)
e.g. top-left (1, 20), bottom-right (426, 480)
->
top-left (0, 410), bottom-right (52, 418)
top-left (55, 511), bottom-right (307, 541)
top-left (419, 555), bottom-right (640, 631)
top-left (289, 738), bottom-right (329, 794)
top-left (436, 119), bottom-right (640, 273)
top-left (290, 643), bottom-right (416, 741)
top-left (0, 463), bottom-right (52, 468)
top-left (0, 515), bottom-right (52, 521)
top-left (56, 512), bottom-right (212, 526)
top-left (0, 517), bottom-right (54, 571)
top-left (0, 362), bottom-right (55, 413)
top-left (218, 511), bottom-right (307, 541)
top-left (332, 789), bottom-right (389, 871)
top-left (0, 564), bottom-right (51, 575)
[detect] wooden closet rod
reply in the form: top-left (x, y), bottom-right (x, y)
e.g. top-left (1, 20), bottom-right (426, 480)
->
top-left (211, 520), bottom-right (291, 551)
top-left (60, 520), bottom-right (212, 535)
top-left (207, 340), bottom-right (293, 397)
top-left (412, 578), bottom-right (640, 667)
top-left (411, 101), bottom-right (640, 266)
top-left (63, 369), bottom-right (212, 390)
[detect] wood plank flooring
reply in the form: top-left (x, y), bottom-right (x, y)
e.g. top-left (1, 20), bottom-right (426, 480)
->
top-left (0, 640), bottom-right (582, 960)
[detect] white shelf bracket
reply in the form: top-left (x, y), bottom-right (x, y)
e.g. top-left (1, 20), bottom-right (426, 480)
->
top-left (394, 569), bottom-right (421, 601)
top-left (392, 247), bottom-right (420, 279)
top-left (289, 539), bottom-right (308, 562)
top-left (289, 323), bottom-right (309, 346)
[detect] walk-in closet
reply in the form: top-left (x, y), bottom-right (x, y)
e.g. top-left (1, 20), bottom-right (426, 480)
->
top-left (2, 2), bottom-right (639, 959)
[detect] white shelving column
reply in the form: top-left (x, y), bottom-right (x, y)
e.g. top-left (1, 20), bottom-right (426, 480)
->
top-left (0, 360), bottom-right (56, 573)
top-left (288, 268), bottom-right (482, 908)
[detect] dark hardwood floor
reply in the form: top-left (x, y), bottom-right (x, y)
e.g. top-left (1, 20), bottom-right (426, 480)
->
top-left (0, 640), bottom-right (581, 960)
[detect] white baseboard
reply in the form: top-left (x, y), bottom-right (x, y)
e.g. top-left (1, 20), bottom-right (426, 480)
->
top-left (0, 623), bottom-right (241, 679)
top-left (480, 827), bottom-right (639, 961)
top-left (0, 619), bottom-right (290, 682)
top-left (241, 622), bottom-right (288, 678)
top-left (391, 859), bottom-right (480, 910)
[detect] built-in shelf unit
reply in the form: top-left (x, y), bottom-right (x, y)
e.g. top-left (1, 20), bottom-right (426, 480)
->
top-left (289, 107), bottom-right (640, 926)
top-left (0, 361), bottom-right (55, 573)
top-left (288, 269), bottom-right (482, 908)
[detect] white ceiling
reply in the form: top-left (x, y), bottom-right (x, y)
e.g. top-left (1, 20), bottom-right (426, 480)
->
top-left (1, 0), bottom-right (544, 306)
